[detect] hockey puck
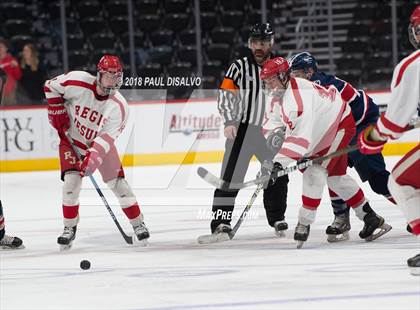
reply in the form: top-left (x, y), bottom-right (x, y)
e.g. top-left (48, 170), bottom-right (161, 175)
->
top-left (80, 260), bottom-right (91, 270)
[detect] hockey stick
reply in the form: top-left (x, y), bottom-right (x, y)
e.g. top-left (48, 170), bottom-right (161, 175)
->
top-left (198, 121), bottom-right (420, 190)
top-left (228, 183), bottom-right (264, 239)
top-left (64, 132), bottom-right (134, 245)
top-left (198, 144), bottom-right (359, 190)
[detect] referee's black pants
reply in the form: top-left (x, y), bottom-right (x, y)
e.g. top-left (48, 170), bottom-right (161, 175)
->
top-left (210, 123), bottom-right (289, 233)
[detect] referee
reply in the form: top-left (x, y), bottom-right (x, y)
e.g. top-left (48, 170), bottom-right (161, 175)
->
top-left (210, 23), bottom-right (289, 236)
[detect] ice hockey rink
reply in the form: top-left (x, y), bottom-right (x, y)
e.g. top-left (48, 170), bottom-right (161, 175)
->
top-left (1, 157), bottom-right (419, 310)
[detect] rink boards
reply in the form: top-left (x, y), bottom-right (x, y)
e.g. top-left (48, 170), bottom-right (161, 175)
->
top-left (0, 91), bottom-right (418, 172)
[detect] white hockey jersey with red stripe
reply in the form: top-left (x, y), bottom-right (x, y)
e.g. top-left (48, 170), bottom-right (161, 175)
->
top-left (44, 71), bottom-right (128, 156)
top-left (264, 77), bottom-right (352, 166)
top-left (376, 50), bottom-right (420, 139)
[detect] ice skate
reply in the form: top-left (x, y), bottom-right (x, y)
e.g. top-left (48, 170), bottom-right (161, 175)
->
top-left (0, 235), bottom-right (24, 250)
top-left (273, 220), bottom-right (288, 237)
top-left (197, 224), bottom-right (231, 244)
top-left (133, 222), bottom-right (150, 246)
top-left (326, 211), bottom-right (351, 242)
top-left (407, 253), bottom-right (420, 276)
top-left (359, 212), bottom-right (392, 241)
top-left (57, 226), bottom-right (77, 251)
top-left (294, 222), bottom-right (310, 249)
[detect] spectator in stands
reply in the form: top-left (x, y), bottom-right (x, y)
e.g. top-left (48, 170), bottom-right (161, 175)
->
top-left (0, 38), bottom-right (22, 106)
top-left (17, 43), bottom-right (46, 105)
top-left (0, 68), bottom-right (6, 102)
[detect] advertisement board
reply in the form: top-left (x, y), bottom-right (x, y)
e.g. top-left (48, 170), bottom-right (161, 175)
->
top-left (0, 92), bottom-right (418, 172)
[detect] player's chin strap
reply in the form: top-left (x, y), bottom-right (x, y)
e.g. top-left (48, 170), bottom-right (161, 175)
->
top-left (64, 131), bottom-right (135, 245)
top-left (198, 120), bottom-right (420, 190)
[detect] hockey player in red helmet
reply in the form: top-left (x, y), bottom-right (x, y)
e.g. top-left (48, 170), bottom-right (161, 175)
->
top-left (260, 57), bottom-right (291, 98)
top-left (96, 55), bottom-right (123, 95)
top-left (45, 55), bottom-right (150, 250)
top-left (408, 5), bottom-right (420, 49)
top-left (358, 5), bottom-right (420, 275)
top-left (260, 57), bottom-right (391, 248)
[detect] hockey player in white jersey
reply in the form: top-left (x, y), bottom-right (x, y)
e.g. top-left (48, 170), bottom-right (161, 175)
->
top-left (260, 57), bottom-right (391, 248)
top-left (45, 55), bottom-right (149, 250)
top-left (358, 5), bottom-right (420, 275)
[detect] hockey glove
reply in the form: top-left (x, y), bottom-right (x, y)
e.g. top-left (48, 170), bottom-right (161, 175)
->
top-left (258, 160), bottom-right (283, 187)
top-left (48, 104), bottom-right (70, 134)
top-left (266, 126), bottom-right (286, 154)
top-left (79, 149), bottom-right (103, 177)
top-left (357, 125), bottom-right (387, 155)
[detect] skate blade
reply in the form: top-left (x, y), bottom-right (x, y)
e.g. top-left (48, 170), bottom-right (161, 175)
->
top-left (296, 241), bottom-right (305, 249)
top-left (0, 244), bottom-right (25, 250)
top-left (409, 267), bottom-right (420, 276)
top-left (275, 230), bottom-right (286, 238)
top-left (197, 232), bottom-right (230, 244)
top-left (59, 243), bottom-right (73, 251)
top-left (364, 223), bottom-right (392, 242)
top-left (327, 232), bottom-right (350, 243)
top-left (133, 237), bottom-right (149, 247)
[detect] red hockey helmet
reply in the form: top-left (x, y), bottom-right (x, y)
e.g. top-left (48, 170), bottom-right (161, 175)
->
top-left (97, 55), bottom-right (123, 95)
top-left (260, 57), bottom-right (290, 97)
top-left (260, 57), bottom-right (290, 80)
top-left (409, 5), bottom-right (420, 49)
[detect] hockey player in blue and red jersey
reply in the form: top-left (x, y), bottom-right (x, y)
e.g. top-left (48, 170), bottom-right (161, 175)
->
top-left (288, 52), bottom-right (394, 242)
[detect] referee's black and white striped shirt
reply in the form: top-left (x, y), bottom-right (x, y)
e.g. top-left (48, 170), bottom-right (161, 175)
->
top-left (217, 52), bottom-right (269, 127)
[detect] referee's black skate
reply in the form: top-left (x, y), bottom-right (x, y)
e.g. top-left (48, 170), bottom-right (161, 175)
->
top-left (273, 220), bottom-right (288, 237)
top-left (197, 224), bottom-right (231, 244)
top-left (407, 253), bottom-right (420, 276)
top-left (294, 222), bottom-right (310, 249)
top-left (359, 212), bottom-right (392, 241)
top-left (57, 226), bottom-right (77, 251)
top-left (326, 211), bottom-right (351, 242)
top-left (0, 235), bottom-right (24, 250)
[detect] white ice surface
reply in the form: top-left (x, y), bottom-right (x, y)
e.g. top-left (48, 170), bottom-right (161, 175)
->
top-left (1, 157), bottom-right (419, 310)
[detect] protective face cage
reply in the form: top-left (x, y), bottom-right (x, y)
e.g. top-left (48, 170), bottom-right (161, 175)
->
top-left (97, 70), bottom-right (123, 95)
top-left (408, 23), bottom-right (420, 49)
top-left (262, 72), bottom-right (290, 98)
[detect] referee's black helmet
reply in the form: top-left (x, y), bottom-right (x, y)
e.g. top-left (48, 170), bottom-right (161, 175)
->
top-left (249, 23), bottom-right (274, 40)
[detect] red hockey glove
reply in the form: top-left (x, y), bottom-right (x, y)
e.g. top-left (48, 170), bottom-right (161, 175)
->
top-left (48, 104), bottom-right (70, 133)
top-left (79, 149), bottom-right (103, 177)
top-left (357, 125), bottom-right (387, 155)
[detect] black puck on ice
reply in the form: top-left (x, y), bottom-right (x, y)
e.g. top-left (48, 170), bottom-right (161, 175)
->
top-left (80, 260), bottom-right (91, 270)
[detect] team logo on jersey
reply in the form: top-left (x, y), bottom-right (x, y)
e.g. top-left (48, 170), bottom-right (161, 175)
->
top-left (74, 105), bottom-right (105, 126)
top-left (64, 151), bottom-right (76, 164)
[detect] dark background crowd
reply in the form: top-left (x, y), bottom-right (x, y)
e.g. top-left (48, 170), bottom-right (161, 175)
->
top-left (0, 0), bottom-right (419, 105)
top-left (0, 38), bottom-right (46, 105)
